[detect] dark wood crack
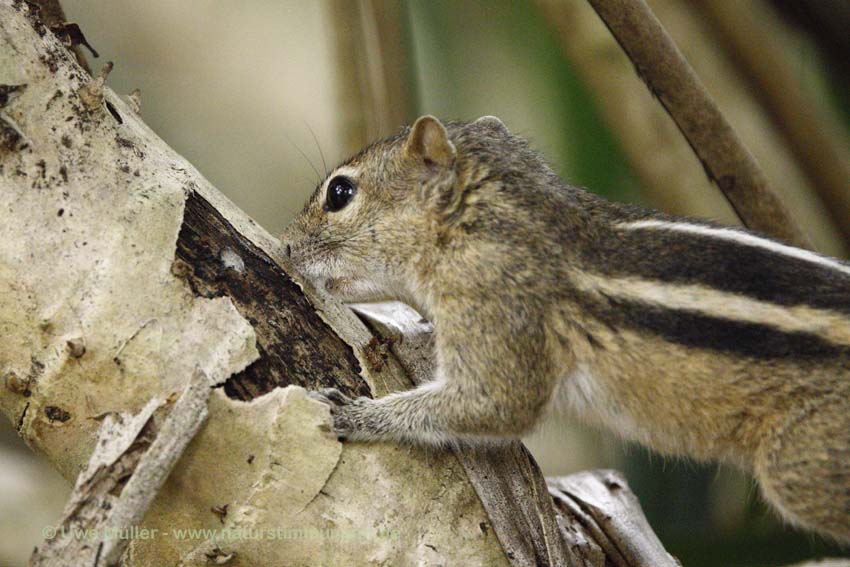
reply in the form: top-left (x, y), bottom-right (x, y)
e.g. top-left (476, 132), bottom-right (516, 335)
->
top-left (173, 191), bottom-right (370, 401)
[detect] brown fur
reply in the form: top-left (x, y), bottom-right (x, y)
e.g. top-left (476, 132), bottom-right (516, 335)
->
top-left (282, 116), bottom-right (850, 543)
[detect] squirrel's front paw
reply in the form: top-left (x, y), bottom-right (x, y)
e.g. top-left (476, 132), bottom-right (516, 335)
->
top-left (308, 387), bottom-right (370, 441)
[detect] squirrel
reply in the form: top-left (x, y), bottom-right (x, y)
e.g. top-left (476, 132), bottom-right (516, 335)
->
top-left (281, 115), bottom-right (850, 543)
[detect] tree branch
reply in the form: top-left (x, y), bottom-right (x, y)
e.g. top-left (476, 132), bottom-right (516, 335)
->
top-left (548, 471), bottom-right (681, 567)
top-left (0, 3), bottom-right (507, 564)
top-left (584, 0), bottom-right (811, 248)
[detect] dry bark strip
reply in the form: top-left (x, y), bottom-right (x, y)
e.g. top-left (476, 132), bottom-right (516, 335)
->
top-left (584, 0), bottom-right (811, 249)
top-left (548, 471), bottom-right (681, 567)
top-left (30, 370), bottom-right (211, 567)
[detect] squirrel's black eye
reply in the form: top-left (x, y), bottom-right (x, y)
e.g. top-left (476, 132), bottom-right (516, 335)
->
top-left (324, 176), bottom-right (357, 212)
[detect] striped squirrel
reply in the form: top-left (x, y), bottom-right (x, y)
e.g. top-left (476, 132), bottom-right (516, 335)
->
top-left (281, 115), bottom-right (850, 542)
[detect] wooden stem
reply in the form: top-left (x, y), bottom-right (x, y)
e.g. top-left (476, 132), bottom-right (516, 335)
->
top-left (585, 0), bottom-right (811, 249)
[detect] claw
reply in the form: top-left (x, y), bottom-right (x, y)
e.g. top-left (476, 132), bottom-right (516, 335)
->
top-left (311, 387), bottom-right (352, 406)
top-left (307, 387), bottom-right (367, 441)
top-left (308, 388), bottom-right (354, 441)
top-left (306, 389), bottom-right (331, 403)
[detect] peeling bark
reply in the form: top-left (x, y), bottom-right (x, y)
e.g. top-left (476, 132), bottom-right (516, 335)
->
top-left (174, 191), bottom-right (369, 401)
top-left (31, 370), bottom-right (212, 567)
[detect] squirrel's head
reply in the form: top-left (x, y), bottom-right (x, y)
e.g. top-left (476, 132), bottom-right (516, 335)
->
top-left (281, 114), bottom-right (510, 305)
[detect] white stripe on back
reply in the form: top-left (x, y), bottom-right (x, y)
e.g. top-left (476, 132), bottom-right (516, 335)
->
top-left (570, 271), bottom-right (850, 347)
top-left (619, 220), bottom-right (850, 279)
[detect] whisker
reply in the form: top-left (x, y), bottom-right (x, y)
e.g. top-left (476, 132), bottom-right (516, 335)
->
top-left (283, 130), bottom-right (323, 184)
top-left (303, 120), bottom-right (329, 178)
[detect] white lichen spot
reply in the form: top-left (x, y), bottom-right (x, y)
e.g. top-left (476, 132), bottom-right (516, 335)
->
top-left (220, 247), bottom-right (245, 274)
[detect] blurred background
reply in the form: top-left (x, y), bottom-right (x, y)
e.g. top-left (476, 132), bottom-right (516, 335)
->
top-left (2, 1), bottom-right (849, 565)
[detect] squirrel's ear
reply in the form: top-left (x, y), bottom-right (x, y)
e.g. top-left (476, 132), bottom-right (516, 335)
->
top-left (405, 115), bottom-right (456, 167)
top-left (474, 115), bottom-right (509, 134)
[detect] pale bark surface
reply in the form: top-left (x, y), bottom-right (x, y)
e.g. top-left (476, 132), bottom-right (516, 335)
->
top-left (31, 370), bottom-right (211, 566)
top-left (0, 3), bottom-right (507, 565)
